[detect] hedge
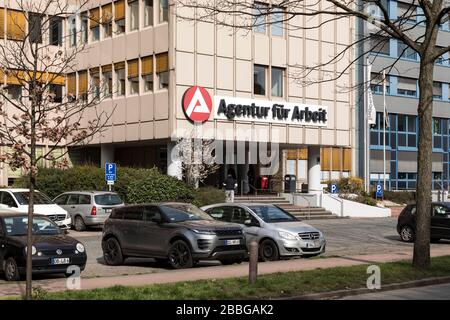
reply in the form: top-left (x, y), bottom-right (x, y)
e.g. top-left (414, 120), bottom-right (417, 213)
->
top-left (14, 166), bottom-right (196, 204)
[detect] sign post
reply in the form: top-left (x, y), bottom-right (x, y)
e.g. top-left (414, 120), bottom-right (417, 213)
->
top-left (376, 183), bottom-right (383, 200)
top-left (330, 184), bottom-right (338, 195)
top-left (105, 163), bottom-right (116, 192)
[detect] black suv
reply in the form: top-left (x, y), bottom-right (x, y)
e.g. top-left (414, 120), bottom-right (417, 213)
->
top-left (101, 203), bottom-right (247, 269)
top-left (397, 202), bottom-right (450, 242)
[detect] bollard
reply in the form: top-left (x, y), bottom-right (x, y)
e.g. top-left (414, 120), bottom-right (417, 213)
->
top-left (248, 241), bottom-right (258, 284)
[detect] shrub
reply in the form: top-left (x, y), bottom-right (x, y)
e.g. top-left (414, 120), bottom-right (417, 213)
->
top-left (383, 190), bottom-right (416, 204)
top-left (340, 194), bottom-right (377, 206)
top-left (323, 176), bottom-right (365, 195)
top-left (14, 166), bottom-right (195, 204)
top-left (192, 186), bottom-right (225, 207)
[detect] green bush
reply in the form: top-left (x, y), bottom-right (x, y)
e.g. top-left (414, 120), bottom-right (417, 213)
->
top-left (340, 194), bottom-right (377, 206)
top-left (323, 176), bottom-right (365, 195)
top-left (192, 186), bottom-right (225, 207)
top-left (14, 166), bottom-right (195, 204)
top-left (383, 190), bottom-right (416, 204)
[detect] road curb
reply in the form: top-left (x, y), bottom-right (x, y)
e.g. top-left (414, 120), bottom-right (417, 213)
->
top-left (278, 276), bottom-right (450, 300)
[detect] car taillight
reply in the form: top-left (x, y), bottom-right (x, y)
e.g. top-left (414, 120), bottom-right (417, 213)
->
top-left (91, 206), bottom-right (97, 216)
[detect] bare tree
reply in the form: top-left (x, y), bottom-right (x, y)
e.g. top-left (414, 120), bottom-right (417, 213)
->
top-left (175, 0), bottom-right (450, 269)
top-left (175, 127), bottom-right (220, 188)
top-left (0, 0), bottom-right (112, 299)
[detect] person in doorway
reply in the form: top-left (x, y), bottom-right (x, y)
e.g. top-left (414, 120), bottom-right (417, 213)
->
top-left (223, 174), bottom-right (238, 203)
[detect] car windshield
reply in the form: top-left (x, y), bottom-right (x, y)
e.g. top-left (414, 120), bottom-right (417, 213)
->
top-left (161, 203), bottom-right (214, 222)
top-left (3, 216), bottom-right (61, 236)
top-left (94, 194), bottom-right (123, 205)
top-left (13, 192), bottom-right (54, 205)
top-left (249, 205), bottom-right (296, 223)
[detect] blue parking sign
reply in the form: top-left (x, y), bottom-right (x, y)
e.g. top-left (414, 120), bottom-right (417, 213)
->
top-left (105, 163), bottom-right (116, 182)
top-left (330, 184), bottom-right (338, 194)
top-left (376, 184), bottom-right (383, 198)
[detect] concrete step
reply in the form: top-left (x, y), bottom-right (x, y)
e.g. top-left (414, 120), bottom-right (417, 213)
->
top-left (235, 199), bottom-right (291, 204)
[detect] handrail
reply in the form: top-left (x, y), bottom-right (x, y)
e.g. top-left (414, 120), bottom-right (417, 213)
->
top-left (291, 193), bottom-right (312, 220)
top-left (322, 190), bottom-right (344, 217)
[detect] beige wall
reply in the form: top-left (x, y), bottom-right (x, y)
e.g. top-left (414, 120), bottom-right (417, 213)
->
top-left (173, 0), bottom-right (355, 149)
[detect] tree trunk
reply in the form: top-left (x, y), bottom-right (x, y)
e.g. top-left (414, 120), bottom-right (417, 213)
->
top-left (413, 60), bottom-right (434, 269)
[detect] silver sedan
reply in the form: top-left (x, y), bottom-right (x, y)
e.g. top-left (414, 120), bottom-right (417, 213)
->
top-left (201, 203), bottom-right (326, 261)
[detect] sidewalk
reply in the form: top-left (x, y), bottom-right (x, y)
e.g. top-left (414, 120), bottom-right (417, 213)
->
top-left (2, 246), bottom-right (450, 297)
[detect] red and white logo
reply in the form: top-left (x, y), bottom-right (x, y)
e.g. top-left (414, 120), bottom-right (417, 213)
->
top-left (182, 86), bottom-right (212, 123)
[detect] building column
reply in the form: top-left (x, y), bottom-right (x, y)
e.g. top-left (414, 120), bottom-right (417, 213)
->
top-left (167, 141), bottom-right (182, 180)
top-left (308, 146), bottom-right (322, 194)
top-left (100, 145), bottom-right (114, 168)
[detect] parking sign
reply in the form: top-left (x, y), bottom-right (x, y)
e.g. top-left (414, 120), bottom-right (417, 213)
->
top-left (376, 184), bottom-right (383, 198)
top-left (105, 163), bottom-right (116, 183)
top-left (330, 184), bottom-right (338, 194)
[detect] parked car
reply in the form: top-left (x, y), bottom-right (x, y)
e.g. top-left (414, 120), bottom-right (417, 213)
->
top-left (0, 212), bottom-right (87, 281)
top-left (0, 189), bottom-right (71, 229)
top-left (53, 191), bottom-right (124, 231)
top-left (397, 202), bottom-right (450, 242)
top-left (101, 202), bottom-right (247, 269)
top-left (201, 203), bottom-right (326, 261)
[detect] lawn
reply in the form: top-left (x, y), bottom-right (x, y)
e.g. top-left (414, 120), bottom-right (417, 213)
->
top-left (33, 255), bottom-right (450, 300)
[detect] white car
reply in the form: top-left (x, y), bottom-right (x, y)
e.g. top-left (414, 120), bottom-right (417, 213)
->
top-left (0, 188), bottom-right (71, 229)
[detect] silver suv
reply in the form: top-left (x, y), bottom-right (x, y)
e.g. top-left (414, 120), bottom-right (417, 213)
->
top-left (102, 203), bottom-right (247, 269)
top-left (202, 203), bottom-right (326, 261)
top-left (53, 191), bottom-right (124, 231)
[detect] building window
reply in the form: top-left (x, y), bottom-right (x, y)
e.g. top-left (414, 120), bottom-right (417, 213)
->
top-left (90, 8), bottom-right (100, 42)
top-left (142, 56), bottom-right (153, 92)
top-left (102, 65), bottom-right (113, 98)
top-left (156, 53), bottom-right (169, 89)
top-left (271, 67), bottom-right (284, 97)
top-left (253, 65), bottom-right (266, 95)
top-left (29, 13), bottom-right (43, 44)
top-left (67, 73), bottom-right (76, 101)
top-left (7, 10), bottom-right (26, 41)
top-left (6, 85), bottom-right (22, 100)
top-left (80, 13), bottom-right (88, 43)
top-left (433, 118), bottom-right (442, 135)
top-left (397, 173), bottom-right (416, 190)
top-left (145, 0), bottom-right (154, 26)
top-left (78, 71), bottom-right (88, 101)
top-left (129, 0), bottom-right (139, 31)
top-left (90, 68), bottom-right (100, 100)
top-left (397, 40), bottom-right (417, 60)
top-left (115, 62), bottom-right (126, 96)
top-left (370, 73), bottom-right (390, 94)
top-left (370, 35), bottom-right (390, 56)
top-left (433, 82), bottom-right (442, 100)
top-left (159, 0), bottom-right (168, 23)
top-left (397, 114), bottom-right (416, 148)
top-left (128, 59), bottom-right (139, 95)
top-left (49, 17), bottom-right (63, 46)
top-left (253, 3), bottom-right (268, 34)
top-left (115, 0), bottom-right (126, 34)
top-left (397, 2), bottom-right (417, 24)
top-left (49, 84), bottom-right (63, 103)
top-left (397, 77), bottom-right (417, 97)
top-left (102, 4), bottom-right (113, 38)
top-left (69, 16), bottom-right (77, 47)
top-left (271, 7), bottom-right (284, 36)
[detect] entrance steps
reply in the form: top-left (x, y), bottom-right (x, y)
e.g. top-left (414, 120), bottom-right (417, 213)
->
top-left (234, 195), bottom-right (339, 220)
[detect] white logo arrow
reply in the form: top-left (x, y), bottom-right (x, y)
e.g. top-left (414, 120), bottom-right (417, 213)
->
top-left (185, 87), bottom-right (210, 117)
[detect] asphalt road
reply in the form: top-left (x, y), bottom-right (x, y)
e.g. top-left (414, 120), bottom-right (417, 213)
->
top-left (1, 217), bottom-right (449, 282)
top-left (340, 283), bottom-right (450, 300)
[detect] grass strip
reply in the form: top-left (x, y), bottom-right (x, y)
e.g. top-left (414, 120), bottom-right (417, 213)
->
top-left (32, 255), bottom-right (450, 300)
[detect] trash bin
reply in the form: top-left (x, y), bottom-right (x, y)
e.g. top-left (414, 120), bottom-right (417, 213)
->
top-left (260, 176), bottom-right (269, 189)
top-left (301, 183), bottom-right (308, 193)
top-left (284, 175), bottom-right (296, 193)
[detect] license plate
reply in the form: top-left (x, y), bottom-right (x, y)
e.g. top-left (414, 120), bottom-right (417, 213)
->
top-left (225, 239), bottom-right (240, 246)
top-left (50, 258), bottom-right (70, 265)
top-left (105, 209), bottom-right (112, 213)
top-left (307, 241), bottom-right (321, 248)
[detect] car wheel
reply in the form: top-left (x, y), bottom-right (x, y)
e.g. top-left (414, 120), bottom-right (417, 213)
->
top-left (74, 216), bottom-right (87, 232)
top-left (4, 257), bottom-right (20, 281)
top-left (168, 240), bottom-right (193, 269)
top-left (259, 239), bottom-right (280, 261)
top-left (102, 237), bottom-right (124, 266)
top-left (400, 225), bottom-right (415, 242)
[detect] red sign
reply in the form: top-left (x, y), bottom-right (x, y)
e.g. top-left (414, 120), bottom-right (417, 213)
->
top-left (182, 86), bottom-right (212, 123)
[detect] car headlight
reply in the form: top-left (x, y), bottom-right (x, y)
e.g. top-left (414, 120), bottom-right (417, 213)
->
top-left (278, 231), bottom-right (297, 240)
top-left (76, 243), bottom-right (85, 253)
top-left (24, 245), bottom-right (37, 255)
top-left (191, 229), bottom-right (216, 235)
